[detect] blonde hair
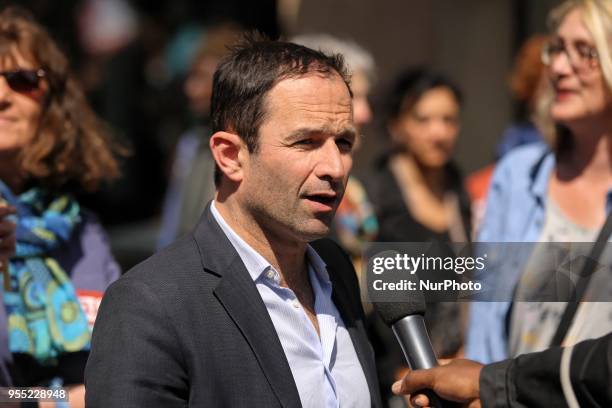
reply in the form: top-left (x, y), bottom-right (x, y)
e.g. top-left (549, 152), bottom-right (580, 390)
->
top-left (534, 0), bottom-right (612, 153)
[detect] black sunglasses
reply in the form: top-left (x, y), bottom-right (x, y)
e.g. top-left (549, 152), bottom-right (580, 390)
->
top-left (0, 69), bottom-right (46, 93)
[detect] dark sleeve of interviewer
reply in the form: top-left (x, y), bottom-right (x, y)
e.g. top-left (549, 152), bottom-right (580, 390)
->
top-left (480, 333), bottom-right (612, 408)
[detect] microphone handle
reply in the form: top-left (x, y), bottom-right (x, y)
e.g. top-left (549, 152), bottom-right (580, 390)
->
top-left (392, 315), bottom-right (460, 408)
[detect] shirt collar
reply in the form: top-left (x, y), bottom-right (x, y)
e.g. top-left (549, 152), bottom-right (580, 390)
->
top-left (210, 201), bottom-right (331, 285)
top-left (305, 245), bottom-right (332, 286)
top-left (529, 149), bottom-right (555, 204)
top-left (528, 148), bottom-right (612, 214)
top-left (210, 200), bottom-right (271, 281)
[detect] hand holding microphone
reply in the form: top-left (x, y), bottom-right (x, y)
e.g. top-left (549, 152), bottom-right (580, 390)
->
top-left (374, 290), bottom-right (462, 408)
top-left (392, 359), bottom-right (483, 408)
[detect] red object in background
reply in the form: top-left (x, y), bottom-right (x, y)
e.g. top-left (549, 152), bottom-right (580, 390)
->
top-left (76, 289), bottom-right (104, 329)
top-left (466, 164), bottom-right (494, 203)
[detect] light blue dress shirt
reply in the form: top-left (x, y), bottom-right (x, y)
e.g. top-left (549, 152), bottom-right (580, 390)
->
top-left (466, 143), bottom-right (612, 363)
top-left (211, 202), bottom-right (370, 408)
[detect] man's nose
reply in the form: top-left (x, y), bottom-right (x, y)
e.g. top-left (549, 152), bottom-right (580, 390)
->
top-left (314, 139), bottom-right (350, 181)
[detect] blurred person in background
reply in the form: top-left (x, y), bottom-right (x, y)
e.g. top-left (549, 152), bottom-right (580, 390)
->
top-left (467, 0), bottom-right (612, 364)
top-left (497, 34), bottom-right (549, 158)
top-left (290, 34), bottom-right (378, 269)
top-left (158, 23), bottom-right (243, 248)
top-left (0, 6), bottom-right (121, 405)
top-left (467, 34), bottom-right (549, 233)
top-left (367, 68), bottom-right (471, 245)
top-left (364, 68), bottom-right (470, 407)
top-left (0, 205), bottom-right (15, 278)
top-left (74, 0), bottom-right (167, 228)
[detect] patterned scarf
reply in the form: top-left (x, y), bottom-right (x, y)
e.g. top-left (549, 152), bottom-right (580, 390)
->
top-left (0, 181), bottom-right (91, 365)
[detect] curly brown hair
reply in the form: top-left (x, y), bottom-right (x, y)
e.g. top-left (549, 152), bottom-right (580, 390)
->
top-left (0, 6), bottom-right (122, 192)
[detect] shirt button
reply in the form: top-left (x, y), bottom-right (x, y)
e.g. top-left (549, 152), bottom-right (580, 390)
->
top-left (266, 270), bottom-right (276, 280)
top-left (292, 299), bottom-right (301, 309)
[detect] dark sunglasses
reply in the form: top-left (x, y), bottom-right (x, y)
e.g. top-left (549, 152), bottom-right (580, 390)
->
top-left (0, 69), bottom-right (46, 93)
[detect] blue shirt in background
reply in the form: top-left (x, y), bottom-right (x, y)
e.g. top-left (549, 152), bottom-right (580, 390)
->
top-left (466, 143), bottom-right (612, 363)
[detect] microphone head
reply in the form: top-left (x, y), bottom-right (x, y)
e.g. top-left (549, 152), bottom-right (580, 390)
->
top-left (374, 291), bottom-right (427, 326)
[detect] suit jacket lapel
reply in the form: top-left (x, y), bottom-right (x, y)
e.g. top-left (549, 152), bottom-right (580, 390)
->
top-left (194, 205), bottom-right (302, 408)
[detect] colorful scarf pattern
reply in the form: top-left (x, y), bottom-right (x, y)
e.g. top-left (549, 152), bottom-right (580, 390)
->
top-left (0, 182), bottom-right (91, 365)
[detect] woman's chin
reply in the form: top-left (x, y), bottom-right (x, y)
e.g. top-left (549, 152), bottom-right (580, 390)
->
top-left (551, 107), bottom-right (583, 125)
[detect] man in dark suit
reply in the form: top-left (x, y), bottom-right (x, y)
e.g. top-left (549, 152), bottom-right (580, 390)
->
top-left (85, 35), bottom-right (382, 407)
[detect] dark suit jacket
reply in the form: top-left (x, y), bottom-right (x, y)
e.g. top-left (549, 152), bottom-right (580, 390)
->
top-left (85, 206), bottom-right (382, 407)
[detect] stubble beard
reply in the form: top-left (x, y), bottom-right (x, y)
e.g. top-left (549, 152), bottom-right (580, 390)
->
top-left (246, 193), bottom-right (337, 244)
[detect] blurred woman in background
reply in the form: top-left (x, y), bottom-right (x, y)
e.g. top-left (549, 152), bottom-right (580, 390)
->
top-left (467, 0), bottom-right (612, 364)
top-left (367, 68), bottom-right (471, 246)
top-left (0, 7), bottom-right (121, 405)
top-left (365, 68), bottom-right (470, 406)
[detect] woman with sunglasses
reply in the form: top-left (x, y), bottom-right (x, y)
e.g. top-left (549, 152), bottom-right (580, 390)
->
top-left (467, 0), bottom-right (612, 365)
top-left (0, 7), bottom-right (121, 405)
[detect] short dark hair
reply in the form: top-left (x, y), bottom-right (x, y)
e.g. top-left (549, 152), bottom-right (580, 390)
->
top-left (211, 33), bottom-right (351, 185)
top-left (386, 67), bottom-right (463, 123)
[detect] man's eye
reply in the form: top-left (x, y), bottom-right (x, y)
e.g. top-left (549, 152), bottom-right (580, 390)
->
top-left (336, 138), bottom-right (354, 151)
top-left (295, 139), bottom-right (314, 146)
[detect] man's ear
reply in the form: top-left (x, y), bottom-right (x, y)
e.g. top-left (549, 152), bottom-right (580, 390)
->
top-left (210, 131), bottom-right (246, 183)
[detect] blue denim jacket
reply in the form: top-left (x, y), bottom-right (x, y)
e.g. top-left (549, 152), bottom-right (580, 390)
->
top-left (465, 142), bottom-right (612, 363)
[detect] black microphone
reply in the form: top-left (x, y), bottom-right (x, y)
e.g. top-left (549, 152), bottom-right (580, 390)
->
top-left (375, 293), bottom-right (459, 408)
